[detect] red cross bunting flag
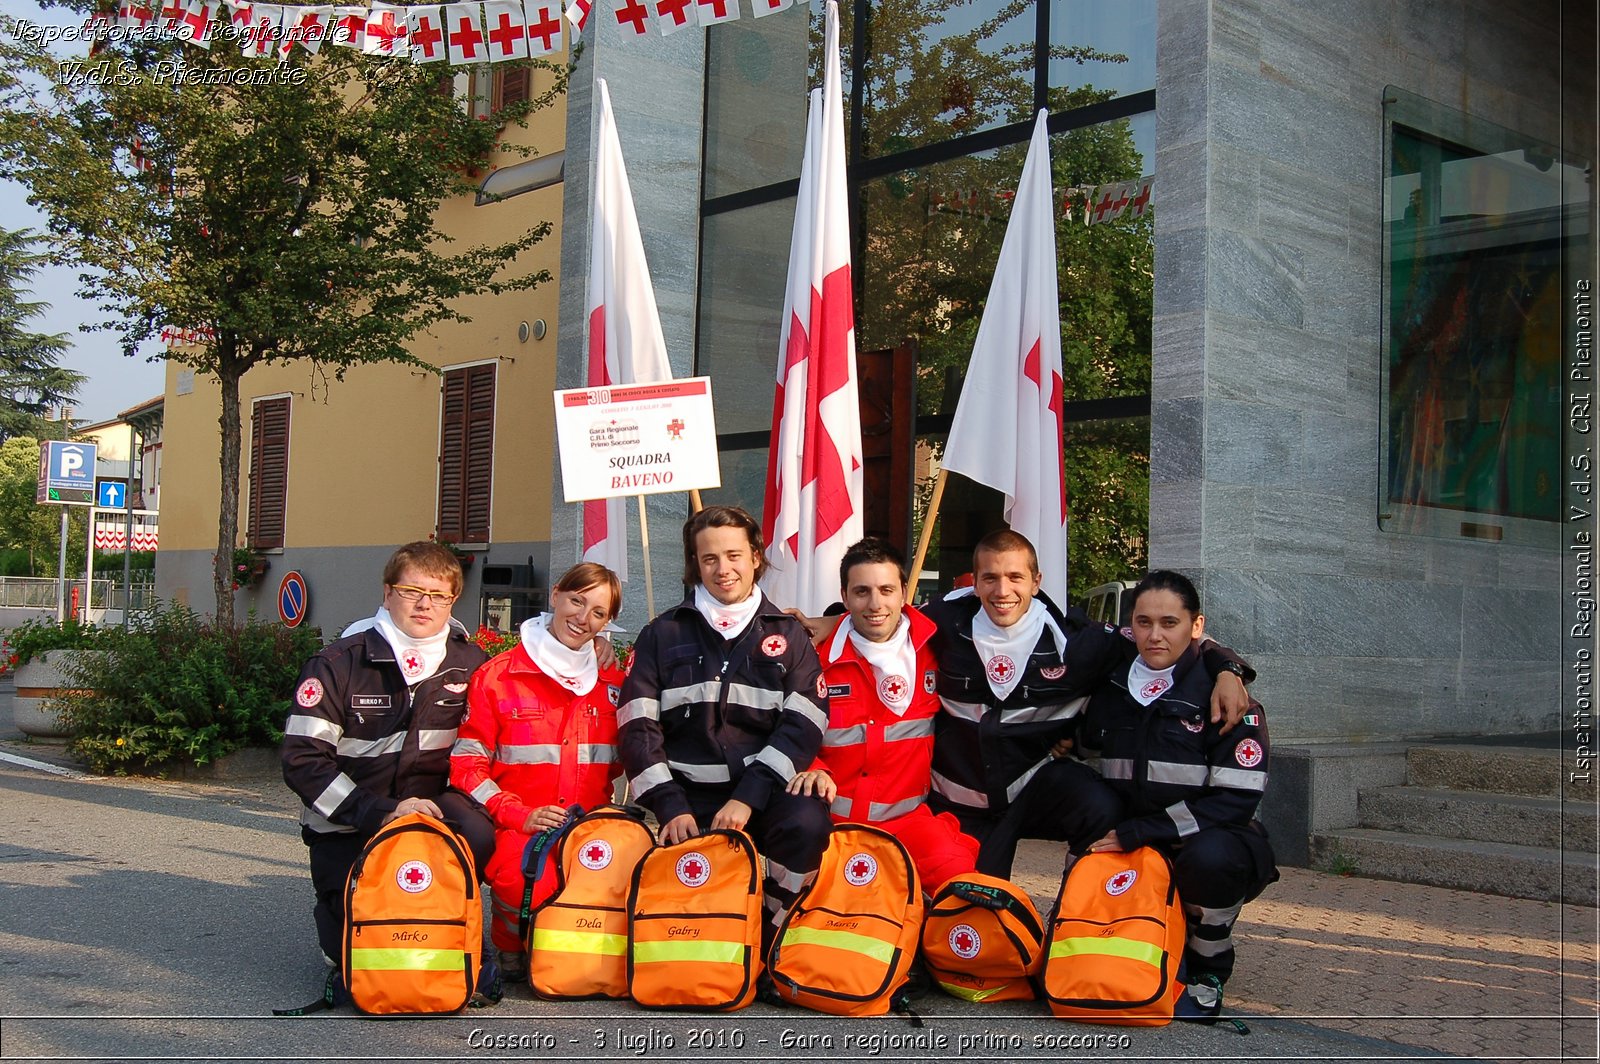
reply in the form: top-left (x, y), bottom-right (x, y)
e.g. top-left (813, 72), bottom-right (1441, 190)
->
top-left (363, 1), bottom-right (410, 55)
top-left (330, 4), bottom-right (365, 46)
top-left (750, 0), bottom-right (790, 16)
top-left (444, 2), bottom-right (482, 61)
top-left (406, 5), bottom-right (445, 60)
top-left (760, 0), bottom-right (862, 617)
top-left (174, 0), bottom-right (213, 45)
top-left (653, 0), bottom-right (696, 36)
top-left (241, 4), bottom-right (282, 58)
top-left (564, 0), bottom-right (591, 40)
top-left (524, 1), bottom-right (562, 54)
top-left (581, 77), bottom-right (675, 584)
top-left (696, 0), bottom-right (737, 25)
top-left (482, 0), bottom-right (527, 59)
top-left (612, 0), bottom-right (651, 36)
top-left (941, 110), bottom-right (1070, 607)
top-left (285, 5), bottom-right (332, 55)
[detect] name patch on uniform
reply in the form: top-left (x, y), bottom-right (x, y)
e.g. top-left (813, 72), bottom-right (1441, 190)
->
top-left (826, 683), bottom-right (853, 698)
top-left (352, 694), bottom-right (392, 710)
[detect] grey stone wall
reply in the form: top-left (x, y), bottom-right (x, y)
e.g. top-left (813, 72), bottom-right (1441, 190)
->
top-left (1150, 1), bottom-right (1583, 741)
top-left (549, 19), bottom-right (707, 638)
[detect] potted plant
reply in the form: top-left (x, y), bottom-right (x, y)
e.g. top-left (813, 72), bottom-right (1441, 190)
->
top-left (231, 546), bottom-right (270, 590)
top-left (7, 617), bottom-right (102, 739)
top-left (429, 533), bottom-right (474, 570)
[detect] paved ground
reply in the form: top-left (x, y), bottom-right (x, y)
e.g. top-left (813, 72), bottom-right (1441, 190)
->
top-left (0, 731), bottom-right (1595, 1063)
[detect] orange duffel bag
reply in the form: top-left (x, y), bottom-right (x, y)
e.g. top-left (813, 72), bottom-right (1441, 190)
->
top-left (1041, 847), bottom-right (1186, 1025)
top-left (528, 805), bottom-right (656, 999)
top-left (767, 824), bottom-right (923, 1015)
top-left (920, 872), bottom-right (1046, 1002)
top-left (627, 829), bottom-right (763, 1010)
top-left (342, 811), bottom-right (484, 1015)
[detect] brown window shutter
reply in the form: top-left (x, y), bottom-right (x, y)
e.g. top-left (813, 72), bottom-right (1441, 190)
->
top-left (248, 396), bottom-right (290, 550)
top-left (437, 368), bottom-right (468, 543)
top-left (463, 363), bottom-right (495, 542)
top-left (494, 67), bottom-right (530, 111)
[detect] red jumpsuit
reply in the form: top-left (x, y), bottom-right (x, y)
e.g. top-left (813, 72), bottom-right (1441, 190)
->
top-left (815, 605), bottom-right (978, 892)
top-left (450, 646), bottom-right (625, 952)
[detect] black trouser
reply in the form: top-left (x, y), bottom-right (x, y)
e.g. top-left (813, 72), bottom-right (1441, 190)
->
top-left (302, 789), bottom-right (494, 963)
top-left (684, 786), bottom-right (831, 947)
top-left (930, 757), bottom-right (1122, 878)
top-left (1164, 821), bottom-right (1278, 985)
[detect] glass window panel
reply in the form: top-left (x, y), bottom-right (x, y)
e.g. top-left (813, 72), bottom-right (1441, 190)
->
top-left (697, 199), bottom-right (795, 435)
top-left (857, 0), bottom-right (1038, 158)
top-left (1049, 0), bottom-right (1155, 103)
top-left (703, 9), bottom-right (816, 199)
top-left (699, 445), bottom-right (770, 521)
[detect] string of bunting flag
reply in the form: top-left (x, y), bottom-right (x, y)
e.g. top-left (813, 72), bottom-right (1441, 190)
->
top-left (929, 175), bottom-right (1154, 226)
top-left (85, 0), bottom-right (802, 64)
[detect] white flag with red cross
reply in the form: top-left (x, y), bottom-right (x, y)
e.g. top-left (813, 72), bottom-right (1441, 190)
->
top-left (363, 2), bottom-right (409, 55)
top-left (444, 2), bottom-right (483, 62)
top-left (157, 0), bottom-right (186, 33)
top-left (482, 0), bottom-right (528, 60)
top-left (240, 4), bottom-right (282, 58)
top-left (750, 0), bottom-right (791, 16)
top-left (653, 0), bottom-right (697, 36)
top-left (564, 0), bottom-right (591, 41)
top-left (581, 78), bottom-right (675, 584)
top-left (406, 6), bottom-right (446, 61)
top-left (760, 0), bottom-right (863, 617)
top-left (329, 4), bottom-right (364, 47)
top-left (283, 5), bottom-right (333, 55)
top-left (174, 0), bottom-right (214, 46)
top-left (524, 1), bottom-right (562, 55)
top-left (696, 0), bottom-right (738, 25)
top-left (942, 110), bottom-right (1069, 606)
top-left (612, 0), bottom-right (651, 36)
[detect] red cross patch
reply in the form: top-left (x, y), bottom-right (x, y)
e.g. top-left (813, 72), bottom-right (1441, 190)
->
top-left (1105, 869), bottom-right (1137, 896)
top-left (816, 675), bottom-right (829, 701)
top-left (761, 634), bottom-right (788, 657)
top-left (1182, 717), bottom-right (1205, 733)
top-left (578, 839), bottom-right (613, 871)
top-left (396, 860), bottom-right (433, 893)
top-left (843, 852), bottom-right (877, 886)
top-left (667, 418), bottom-right (685, 440)
top-left (1234, 738), bottom-right (1264, 768)
top-left (923, 670), bottom-right (937, 694)
top-left (295, 678), bottom-right (324, 708)
top-left (675, 851), bottom-right (711, 887)
top-left (878, 674), bottom-right (910, 706)
top-left (400, 650), bottom-right (424, 679)
top-left (986, 655), bottom-right (1016, 685)
top-left (1040, 664), bottom-right (1066, 680)
top-left (949, 923), bottom-right (981, 959)
top-left (1140, 678), bottom-right (1171, 700)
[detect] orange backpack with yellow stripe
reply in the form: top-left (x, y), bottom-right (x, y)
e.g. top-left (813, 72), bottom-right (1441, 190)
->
top-left (528, 806), bottom-right (656, 999)
top-left (920, 873), bottom-right (1046, 1002)
top-left (767, 824), bottom-right (923, 1015)
top-left (1041, 847), bottom-right (1186, 1025)
top-left (627, 830), bottom-right (764, 1010)
top-left (341, 811), bottom-right (484, 1015)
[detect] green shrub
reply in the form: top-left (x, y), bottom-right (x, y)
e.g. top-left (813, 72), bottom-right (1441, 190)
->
top-left (56, 603), bottom-right (323, 774)
top-left (6, 615), bottom-right (103, 669)
top-left (93, 551), bottom-right (156, 573)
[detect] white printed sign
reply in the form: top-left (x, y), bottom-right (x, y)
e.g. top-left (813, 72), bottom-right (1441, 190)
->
top-left (554, 377), bottom-right (721, 502)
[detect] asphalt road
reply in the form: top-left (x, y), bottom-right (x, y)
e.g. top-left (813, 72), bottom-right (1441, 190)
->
top-left (0, 759), bottom-right (1447, 1063)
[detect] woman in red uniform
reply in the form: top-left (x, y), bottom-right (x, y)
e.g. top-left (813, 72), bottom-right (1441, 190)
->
top-left (450, 562), bottom-right (625, 980)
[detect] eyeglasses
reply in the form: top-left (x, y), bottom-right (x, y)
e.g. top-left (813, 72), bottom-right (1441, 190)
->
top-left (389, 584), bottom-right (458, 607)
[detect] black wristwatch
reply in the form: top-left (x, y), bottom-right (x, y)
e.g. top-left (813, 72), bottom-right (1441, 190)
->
top-left (1219, 661), bottom-right (1247, 679)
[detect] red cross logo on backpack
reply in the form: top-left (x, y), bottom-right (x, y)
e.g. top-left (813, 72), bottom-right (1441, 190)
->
top-left (1105, 868), bottom-right (1138, 896)
top-left (844, 852), bottom-right (878, 886)
top-left (396, 860), bottom-right (433, 893)
top-left (949, 923), bottom-right (982, 959)
top-left (579, 839), bottom-right (613, 871)
top-left (676, 852), bottom-right (711, 887)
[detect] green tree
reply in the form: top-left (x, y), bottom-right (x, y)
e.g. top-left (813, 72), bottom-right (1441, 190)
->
top-left (0, 227), bottom-right (83, 442)
top-left (0, 435), bottom-right (87, 576)
top-left (0, 11), bottom-right (562, 625)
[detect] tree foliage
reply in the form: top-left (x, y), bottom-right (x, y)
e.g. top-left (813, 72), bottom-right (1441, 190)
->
top-left (0, 435), bottom-right (87, 575)
top-left (0, 8), bottom-right (563, 623)
top-left (0, 227), bottom-right (83, 442)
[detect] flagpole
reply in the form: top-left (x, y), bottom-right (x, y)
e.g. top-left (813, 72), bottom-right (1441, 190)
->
top-left (636, 495), bottom-right (654, 617)
top-left (689, 489), bottom-right (703, 513)
top-left (907, 467), bottom-right (949, 596)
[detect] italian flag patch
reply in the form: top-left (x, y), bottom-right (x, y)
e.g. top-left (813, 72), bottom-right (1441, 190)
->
top-left (1243, 713), bottom-right (1260, 726)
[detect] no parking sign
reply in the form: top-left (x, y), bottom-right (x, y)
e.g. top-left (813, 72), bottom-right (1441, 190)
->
top-left (278, 570), bottom-right (309, 629)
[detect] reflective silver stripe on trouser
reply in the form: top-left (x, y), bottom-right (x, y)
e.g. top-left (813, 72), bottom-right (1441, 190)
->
top-left (1147, 761), bottom-right (1209, 786)
top-left (668, 760), bottom-right (732, 784)
top-left (312, 773), bottom-right (357, 819)
top-left (336, 732), bottom-right (405, 759)
top-left (285, 714), bottom-right (342, 745)
top-left (451, 737), bottom-right (491, 759)
top-left (577, 744), bottom-right (615, 764)
top-left (751, 746), bottom-right (797, 782)
top-left (629, 761), bottom-right (674, 797)
top-left (939, 697), bottom-right (987, 723)
top-left (1166, 800), bottom-right (1200, 837)
top-left (1209, 766), bottom-right (1267, 791)
top-left (930, 770), bottom-right (988, 809)
top-left (470, 777), bottom-right (502, 806)
top-left (766, 857), bottom-right (814, 893)
top-left (1004, 755), bottom-right (1052, 804)
top-left (1183, 901), bottom-right (1244, 957)
top-left (616, 696), bottom-right (660, 726)
top-left (417, 728), bottom-right (456, 751)
top-left (496, 743), bottom-right (562, 765)
top-left (1099, 757), bottom-right (1134, 780)
top-left (824, 724), bottom-right (867, 747)
top-left (868, 795), bottom-right (925, 821)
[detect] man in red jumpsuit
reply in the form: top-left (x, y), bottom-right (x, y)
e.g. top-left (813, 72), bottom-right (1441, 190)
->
top-left (788, 538), bottom-right (979, 890)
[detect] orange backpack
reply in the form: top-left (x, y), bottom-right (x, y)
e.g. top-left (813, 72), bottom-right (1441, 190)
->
top-left (768, 824), bottom-right (923, 1015)
top-left (627, 829), bottom-right (764, 1010)
top-left (1041, 847), bottom-right (1186, 1025)
top-left (920, 873), bottom-right (1046, 1002)
top-left (341, 811), bottom-right (483, 1015)
top-left (528, 806), bottom-right (656, 999)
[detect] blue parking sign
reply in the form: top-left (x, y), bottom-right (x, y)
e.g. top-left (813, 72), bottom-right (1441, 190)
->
top-left (38, 440), bottom-right (97, 505)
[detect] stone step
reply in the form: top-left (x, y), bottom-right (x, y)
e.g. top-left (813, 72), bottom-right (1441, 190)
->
top-left (1309, 828), bottom-right (1596, 906)
top-left (1359, 786), bottom-right (1598, 852)
top-left (1404, 744), bottom-right (1584, 799)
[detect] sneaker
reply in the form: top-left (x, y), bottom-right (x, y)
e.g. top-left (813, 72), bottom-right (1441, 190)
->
top-left (1174, 973), bottom-right (1224, 1024)
top-left (495, 949), bottom-right (527, 984)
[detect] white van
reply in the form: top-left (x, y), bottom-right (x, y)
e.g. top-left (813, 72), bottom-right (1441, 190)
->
top-left (1083, 580), bottom-right (1138, 628)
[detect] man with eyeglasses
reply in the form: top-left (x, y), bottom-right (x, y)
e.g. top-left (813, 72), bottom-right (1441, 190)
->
top-left (282, 540), bottom-right (495, 983)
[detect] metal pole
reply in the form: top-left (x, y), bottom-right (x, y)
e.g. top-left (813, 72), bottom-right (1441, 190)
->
top-left (85, 505), bottom-right (95, 621)
top-left (123, 421), bottom-right (135, 628)
top-left (56, 507), bottom-right (68, 624)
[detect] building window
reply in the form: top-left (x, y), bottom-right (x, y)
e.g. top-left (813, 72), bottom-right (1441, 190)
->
top-left (465, 65), bottom-right (530, 118)
top-left (437, 362), bottom-right (496, 545)
top-left (1380, 86), bottom-right (1576, 543)
top-left (248, 395), bottom-right (291, 549)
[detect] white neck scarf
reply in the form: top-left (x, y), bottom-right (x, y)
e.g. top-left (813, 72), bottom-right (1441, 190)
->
top-left (1128, 656), bottom-right (1178, 706)
top-left (844, 614), bottom-right (917, 716)
top-left (970, 598), bottom-right (1065, 701)
top-left (372, 607), bottom-right (450, 686)
top-left (519, 613), bottom-right (599, 696)
top-left (693, 583), bottom-right (761, 640)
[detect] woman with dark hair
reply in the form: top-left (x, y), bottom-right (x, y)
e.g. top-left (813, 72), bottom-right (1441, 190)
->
top-left (450, 562), bottom-right (626, 981)
top-left (1078, 569), bottom-right (1278, 1023)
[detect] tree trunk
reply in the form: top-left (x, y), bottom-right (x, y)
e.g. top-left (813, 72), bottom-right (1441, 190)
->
top-left (215, 360), bottom-right (242, 628)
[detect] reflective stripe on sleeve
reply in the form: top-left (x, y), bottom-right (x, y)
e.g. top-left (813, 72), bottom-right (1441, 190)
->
top-left (312, 773), bottom-right (357, 818)
top-left (752, 746), bottom-right (797, 782)
top-left (616, 696), bottom-right (660, 727)
top-left (781, 691), bottom-right (830, 732)
top-left (451, 737), bottom-right (491, 759)
top-left (667, 760), bottom-right (731, 784)
top-left (285, 714), bottom-right (342, 745)
top-left (1147, 760), bottom-right (1209, 786)
top-left (470, 778), bottom-right (502, 806)
top-left (929, 770), bottom-right (989, 809)
top-left (1166, 800), bottom-right (1200, 837)
top-left (1208, 766), bottom-right (1267, 791)
top-left (629, 761), bottom-right (674, 796)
